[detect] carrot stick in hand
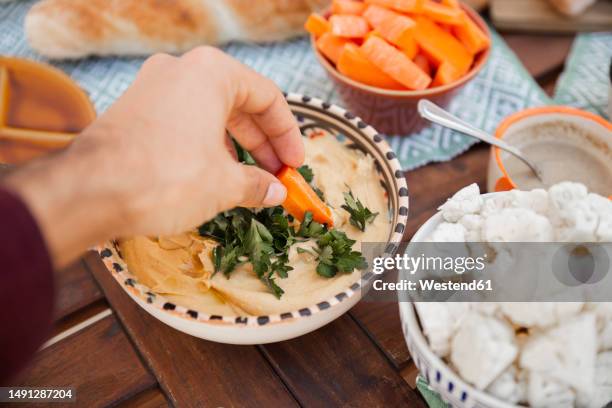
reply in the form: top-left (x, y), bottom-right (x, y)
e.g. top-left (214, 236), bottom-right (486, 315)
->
top-left (276, 166), bottom-right (334, 227)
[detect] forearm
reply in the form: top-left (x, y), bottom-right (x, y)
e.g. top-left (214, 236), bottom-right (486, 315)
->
top-left (3, 143), bottom-right (122, 268)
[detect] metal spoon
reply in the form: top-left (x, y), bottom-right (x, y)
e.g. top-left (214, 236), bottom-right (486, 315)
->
top-left (417, 99), bottom-right (544, 182)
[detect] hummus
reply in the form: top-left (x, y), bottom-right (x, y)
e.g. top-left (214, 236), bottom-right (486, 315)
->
top-left (119, 133), bottom-right (391, 316)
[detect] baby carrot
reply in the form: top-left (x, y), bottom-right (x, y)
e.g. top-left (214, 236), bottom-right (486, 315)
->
top-left (377, 14), bottom-right (417, 53)
top-left (413, 53), bottom-right (431, 76)
top-left (276, 166), bottom-right (334, 227)
top-left (440, 0), bottom-right (461, 9)
top-left (363, 4), bottom-right (398, 28)
top-left (401, 36), bottom-right (419, 60)
top-left (422, 1), bottom-right (464, 25)
top-left (431, 60), bottom-right (462, 87)
top-left (332, 0), bottom-right (368, 15)
top-left (360, 36), bottom-right (432, 90)
top-left (441, 0), bottom-right (460, 7)
top-left (316, 32), bottom-right (350, 64)
top-left (453, 12), bottom-right (490, 54)
top-left (338, 43), bottom-right (405, 89)
top-left (413, 16), bottom-right (473, 74)
top-left (365, 0), bottom-right (425, 13)
top-left (305, 13), bottom-right (331, 38)
top-left (330, 15), bottom-right (370, 38)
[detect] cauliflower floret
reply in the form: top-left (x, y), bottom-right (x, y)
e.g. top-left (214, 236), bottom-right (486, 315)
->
top-left (585, 303), bottom-right (612, 351)
top-left (438, 183), bottom-right (483, 222)
top-left (450, 312), bottom-right (518, 390)
top-left (520, 313), bottom-right (597, 398)
top-left (486, 365), bottom-right (527, 405)
top-left (458, 214), bottom-right (483, 241)
top-left (482, 208), bottom-right (554, 242)
top-left (555, 200), bottom-right (600, 242)
top-left (527, 372), bottom-right (576, 408)
top-left (586, 193), bottom-right (612, 242)
top-left (599, 320), bottom-right (612, 352)
top-left (481, 191), bottom-right (514, 217)
top-left (510, 188), bottom-right (550, 216)
top-left (547, 182), bottom-right (602, 241)
top-left (428, 222), bottom-right (466, 242)
top-left (481, 189), bottom-right (550, 217)
top-left (575, 351), bottom-right (612, 408)
top-left (548, 182), bottom-right (589, 213)
top-left (500, 302), bottom-right (584, 329)
top-left (414, 302), bottom-right (471, 357)
top-left (473, 302), bottom-right (501, 316)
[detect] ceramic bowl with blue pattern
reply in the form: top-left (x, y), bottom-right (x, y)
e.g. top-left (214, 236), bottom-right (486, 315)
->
top-left (97, 93), bottom-right (409, 344)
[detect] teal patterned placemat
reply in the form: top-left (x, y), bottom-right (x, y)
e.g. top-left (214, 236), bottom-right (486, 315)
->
top-left (0, 0), bottom-right (550, 171)
top-left (416, 376), bottom-right (450, 408)
top-left (554, 32), bottom-right (612, 119)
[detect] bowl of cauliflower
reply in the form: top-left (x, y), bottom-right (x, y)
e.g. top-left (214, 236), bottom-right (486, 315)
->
top-left (399, 182), bottom-right (612, 407)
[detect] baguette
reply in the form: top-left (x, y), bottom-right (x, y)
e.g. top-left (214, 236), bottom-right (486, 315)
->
top-left (25, 0), bottom-right (330, 59)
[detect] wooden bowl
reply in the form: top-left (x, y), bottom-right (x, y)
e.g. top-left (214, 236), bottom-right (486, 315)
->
top-left (312, 3), bottom-right (491, 135)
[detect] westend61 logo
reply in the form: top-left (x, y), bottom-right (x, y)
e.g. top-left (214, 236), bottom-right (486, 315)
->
top-left (361, 242), bottom-right (612, 302)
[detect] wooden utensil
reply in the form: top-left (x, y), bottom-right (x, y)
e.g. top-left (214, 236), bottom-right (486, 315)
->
top-left (0, 57), bottom-right (95, 165)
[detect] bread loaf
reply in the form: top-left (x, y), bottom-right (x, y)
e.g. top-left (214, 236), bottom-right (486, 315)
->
top-left (25, 0), bottom-right (329, 59)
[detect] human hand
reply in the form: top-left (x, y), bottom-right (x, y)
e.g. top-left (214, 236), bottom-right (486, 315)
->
top-left (3, 47), bottom-right (304, 267)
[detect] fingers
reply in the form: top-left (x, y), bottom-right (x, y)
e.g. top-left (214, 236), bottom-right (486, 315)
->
top-left (227, 114), bottom-right (282, 172)
top-left (180, 47), bottom-right (303, 172)
top-left (232, 78), bottom-right (304, 171)
top-left (235, 164), bottom-right (287, 208)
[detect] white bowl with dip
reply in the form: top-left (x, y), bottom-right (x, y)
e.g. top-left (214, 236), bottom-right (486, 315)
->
top-left (487, 106), bottom-right (612, 196)
top-left (96, 93), bottom-right (409, 344)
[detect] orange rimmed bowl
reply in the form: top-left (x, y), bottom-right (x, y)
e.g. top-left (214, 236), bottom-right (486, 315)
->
top-left (311, 2), bottom-right (490, 136)
top-left (0, 57), bottom-right (96, 165)
top-left (487, 106), bottom-right (612, 195)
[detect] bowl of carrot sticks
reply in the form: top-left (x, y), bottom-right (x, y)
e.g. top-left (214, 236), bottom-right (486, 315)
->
top-left (305, 0), bottom-right (491, 135)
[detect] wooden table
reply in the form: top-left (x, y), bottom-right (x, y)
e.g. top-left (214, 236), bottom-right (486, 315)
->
top-left (8, 33), bottom-right (576, 407)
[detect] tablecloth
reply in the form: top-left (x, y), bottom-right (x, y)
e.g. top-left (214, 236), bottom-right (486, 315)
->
top-left (0, 0), bottom-right (550, 171)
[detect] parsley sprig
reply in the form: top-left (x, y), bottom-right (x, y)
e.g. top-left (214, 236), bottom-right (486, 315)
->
top-left (342, 190), bottom-right (379, 232)
top-left (199, 207), bottom-right (368, 296)
top-left (298, 165), bottom-right (325, 201)
top-left (199, 207), bottom-right (293, 298)
top-left (299, 229), bottom-right (367, 278)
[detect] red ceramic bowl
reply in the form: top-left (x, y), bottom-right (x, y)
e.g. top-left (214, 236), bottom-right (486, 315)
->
top-left (312, 2), bottom-right (491, 135)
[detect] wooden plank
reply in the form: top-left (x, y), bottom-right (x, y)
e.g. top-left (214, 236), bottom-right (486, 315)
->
top-left (84, 251), bottom-right (298, 408)
top-left (350, 301), bottom-right (410, 368)
top-left (54, 260), bottom-right (103, 320)
top-left (14, 314), bottom-right (156, 408)
top-left (50, 299), bottom-right (109, 338)
top-left (491, 0), bottom-right (612, 33)
top-left (260, 314), bottom-right (427, 407)
top-left (404, 145), bottom-right (489, 238)
top-left (502, 33), bottom-right (574, 81)
top-left (117, 387), bottom-right (170, 408)
top-left (400, 362), bottom-right (420, 389)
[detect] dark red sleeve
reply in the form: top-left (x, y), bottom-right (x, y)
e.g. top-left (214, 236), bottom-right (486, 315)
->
top-left (0, 187), bottom-right (54, 384)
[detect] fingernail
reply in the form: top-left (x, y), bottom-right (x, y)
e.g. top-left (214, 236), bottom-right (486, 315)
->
top-left (263, 182), bottom-right (287, 206)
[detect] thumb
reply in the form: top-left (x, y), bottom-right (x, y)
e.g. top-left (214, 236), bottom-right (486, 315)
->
top-left (236, 164), bottom-right (287, 208)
